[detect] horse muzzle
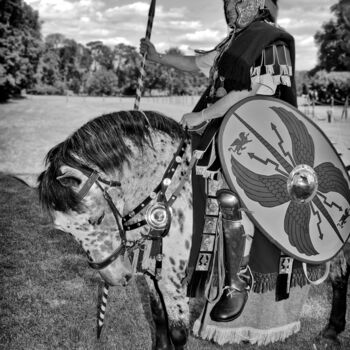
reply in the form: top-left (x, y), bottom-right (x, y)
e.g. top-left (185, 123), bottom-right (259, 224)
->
top-left (98, 256), bottom-right (133, 286)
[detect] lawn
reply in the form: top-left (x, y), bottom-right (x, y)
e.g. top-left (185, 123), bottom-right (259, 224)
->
top-left (0, 95), bottom-right (349, 350)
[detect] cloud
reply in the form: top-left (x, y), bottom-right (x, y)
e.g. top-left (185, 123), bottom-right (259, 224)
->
top-left (179, 29), bottom-right (220, 42)
top-left (278, 0), bottom-right (338, 69)
top-left (24, 0), bottom-right (339, 70)
top-left (104, 2), bottom-right (150, 18)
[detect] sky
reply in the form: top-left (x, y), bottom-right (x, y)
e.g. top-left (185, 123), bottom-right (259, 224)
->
top-left (25, 0), bottom-right (338, 71)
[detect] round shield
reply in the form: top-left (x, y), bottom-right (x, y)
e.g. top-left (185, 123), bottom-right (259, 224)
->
top-left (218, 96), bottom-right (350, 264)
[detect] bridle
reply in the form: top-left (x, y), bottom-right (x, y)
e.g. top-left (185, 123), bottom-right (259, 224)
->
top-left (74, 136), bottom-right (196, 271)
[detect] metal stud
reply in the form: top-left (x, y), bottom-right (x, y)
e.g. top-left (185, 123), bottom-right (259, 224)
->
top-left (156, 254), bottom-right (163, 261)
top-left (163, 178), bottom-right (171, 186)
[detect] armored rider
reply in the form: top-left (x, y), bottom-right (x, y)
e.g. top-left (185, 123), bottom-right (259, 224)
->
top-left (140, 0), bottom-right (321, 324)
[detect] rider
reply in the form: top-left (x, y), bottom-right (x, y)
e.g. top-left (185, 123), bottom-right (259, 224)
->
top-left (140, 0), bottom-right (320, 324)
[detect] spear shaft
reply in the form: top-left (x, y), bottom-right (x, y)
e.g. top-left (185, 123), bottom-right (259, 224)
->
top-left (97, 1), bottom-right (156, 338)
top-left (97, 283), bottom-right (109, 339)
top-left (134, 0), bottom-right (156, 110)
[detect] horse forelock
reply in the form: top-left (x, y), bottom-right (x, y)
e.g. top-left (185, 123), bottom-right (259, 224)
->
top-left (38, 110), bottom-right (186, 214)
top-left (38, 142), bottom-right (83, 215)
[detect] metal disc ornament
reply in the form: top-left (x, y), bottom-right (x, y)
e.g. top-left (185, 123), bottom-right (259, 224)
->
top-left (218, 96), bottom-right (350, 263)
top-left (145, 203), bottom-right (170, 230)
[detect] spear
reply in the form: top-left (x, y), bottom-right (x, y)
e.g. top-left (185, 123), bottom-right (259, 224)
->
top-left (97, 283), bottom-right (110, 339)
top-left (96, 1), bottom-right (156, 339)
top-left (134, 0), bottom-right (156, 110)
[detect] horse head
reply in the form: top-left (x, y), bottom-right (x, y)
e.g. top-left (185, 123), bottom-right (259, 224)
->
top-left (39, 160), bottom-right (135, 286)
top-left (38, 110), bottom-right (188, 287)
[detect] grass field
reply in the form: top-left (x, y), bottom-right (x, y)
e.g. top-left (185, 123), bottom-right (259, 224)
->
top-left (0, 95), bottom-right (349, 350)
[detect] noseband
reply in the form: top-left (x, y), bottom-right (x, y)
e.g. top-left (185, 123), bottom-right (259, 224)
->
top-left (75, 137), bottom-right (195, 271)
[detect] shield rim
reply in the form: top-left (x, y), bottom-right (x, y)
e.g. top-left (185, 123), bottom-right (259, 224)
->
top-left (218, 95), bottom-right (350, 264)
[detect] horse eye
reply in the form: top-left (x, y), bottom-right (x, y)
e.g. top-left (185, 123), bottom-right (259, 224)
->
top-left (58, 176), bottom-right (81, 188)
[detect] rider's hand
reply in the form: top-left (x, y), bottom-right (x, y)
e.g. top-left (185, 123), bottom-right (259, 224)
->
top-left (180, 111), bottom-right (207, 129)
top-left (139, 38), bottom-right (158, 61)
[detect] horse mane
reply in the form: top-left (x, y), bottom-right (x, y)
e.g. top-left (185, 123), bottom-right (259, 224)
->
top-left (38, 110), bottom-right (186, 213)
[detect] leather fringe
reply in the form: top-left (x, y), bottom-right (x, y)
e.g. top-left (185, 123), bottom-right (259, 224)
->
top-left (193, 320), bottom-right (300, 346)
top-left (252, 265), bottom-right (326, 293)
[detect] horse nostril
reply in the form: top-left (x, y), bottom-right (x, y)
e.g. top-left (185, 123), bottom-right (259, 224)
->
top-left (122, 273), bottom-right (132, 286)
top-left (88, 212), bottom-right (105, 226)
top-left (125, 273), bottom-right (132, 282)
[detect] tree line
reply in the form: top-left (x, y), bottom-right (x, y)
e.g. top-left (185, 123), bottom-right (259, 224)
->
top-left (301, 0), bottom-right (350, 104)
top-left (0, 0), bottom-right (207, 102)
top-left (0, 0), bottom-right (349, 103)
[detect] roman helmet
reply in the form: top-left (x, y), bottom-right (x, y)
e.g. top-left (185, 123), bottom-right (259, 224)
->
top-left (223, 0), bottom-right (278, 30)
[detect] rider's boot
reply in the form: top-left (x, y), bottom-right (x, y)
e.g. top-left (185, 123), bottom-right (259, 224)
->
top-left (210, 189), bottom-right (252, 323)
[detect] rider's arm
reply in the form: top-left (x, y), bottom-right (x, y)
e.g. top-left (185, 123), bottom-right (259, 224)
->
top-left (140, 38), bottom-right (199, 73)
top-left (152, 54), bottom-right (199, 72)
top-left (181, 86), bottom-right (259, 128)
top-left (181, 79), bottom-right (269, 128)
top-left (201, 88), bottom-right (256, 121)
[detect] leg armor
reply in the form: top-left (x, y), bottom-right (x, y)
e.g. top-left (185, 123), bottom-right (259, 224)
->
top-left (210, 189), bottom-right (252, 322)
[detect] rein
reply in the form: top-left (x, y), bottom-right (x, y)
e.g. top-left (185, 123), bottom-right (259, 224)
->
top-left (76, 136), bottom-right (194, 272)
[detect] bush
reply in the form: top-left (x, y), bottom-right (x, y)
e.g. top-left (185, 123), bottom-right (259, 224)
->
top-left (309, 70), bottom-right (350, 104)
top-left (28, 84), bottom-right (64, 95)
top-left (86, 69), bottom-right (119, 96)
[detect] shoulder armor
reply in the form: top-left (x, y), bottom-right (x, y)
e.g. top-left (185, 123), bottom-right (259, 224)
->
top-left (251, 40), bottom-right (293, 78)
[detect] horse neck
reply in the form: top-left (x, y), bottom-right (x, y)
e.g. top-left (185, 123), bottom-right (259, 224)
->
top-left (119, 131), bottom-right (184, 215)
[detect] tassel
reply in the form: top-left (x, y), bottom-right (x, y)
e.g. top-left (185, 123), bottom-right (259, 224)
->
top-left (250, 66), bottom-right (261, 77)
top-left (265, 64), bottom-right (274, 75)
top-left (97, 283), bottom-right (109, 339)
top-left (280, 64), bottom-right (289, 75)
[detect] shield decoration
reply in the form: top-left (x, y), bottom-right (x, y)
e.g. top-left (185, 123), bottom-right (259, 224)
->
top-left (218, 96), bottom-right (350, 264)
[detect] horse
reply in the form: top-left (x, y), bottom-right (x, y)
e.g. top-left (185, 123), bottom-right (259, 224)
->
top-left (38, 110), bottom-right (193, 349)
top-left (321, 246), bottom-right (350, 346)
top-left (38, 109), bottom-right (349, 349)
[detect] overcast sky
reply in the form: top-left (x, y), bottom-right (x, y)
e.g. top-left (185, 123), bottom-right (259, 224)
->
top-left (26, 0), bottom-right (338, 71)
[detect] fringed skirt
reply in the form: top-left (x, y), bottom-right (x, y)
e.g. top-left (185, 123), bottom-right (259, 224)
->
top-left (193, 285), bottom-right (309, 346)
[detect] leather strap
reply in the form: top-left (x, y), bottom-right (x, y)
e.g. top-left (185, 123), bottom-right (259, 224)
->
top-left (204, 212), bottom-right (225, 303)
top-left (302, 261), bottom-right (330, 286)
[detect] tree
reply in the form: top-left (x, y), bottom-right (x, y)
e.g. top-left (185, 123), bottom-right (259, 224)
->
top-left (0, 0), bottom-right (43, 101)
top-left (86, 41), bottom-right (114, 71)
top-left (113, 43), bottom-right (140, 95)
top-left (45, 33), bottom-right (65, 50)
top-left (35, 47), bottom-right (60, 86)
top-left (314, 0), bottom-right (350, 71)
top-left (35, 34), bottom-right (93, 94)
top-left (143, 47), bottom-right (207, 96)
top-left (86, 68), bottom-right (119, 96)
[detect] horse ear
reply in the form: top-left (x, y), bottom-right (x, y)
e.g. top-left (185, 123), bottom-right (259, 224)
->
top-left (56, 166), bottom-right (84, 188)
